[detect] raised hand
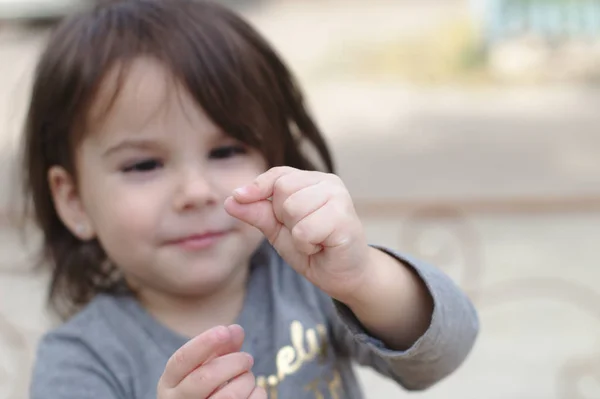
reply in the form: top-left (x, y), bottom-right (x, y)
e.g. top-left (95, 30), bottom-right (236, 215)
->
top-left (224, 166), bottom-right (370, 302)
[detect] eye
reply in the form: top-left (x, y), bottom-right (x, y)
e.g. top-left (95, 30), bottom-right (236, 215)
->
top-left (122, 159), bottom-right (163, 173)
top-left (209, 145), bottom-right (247, 160)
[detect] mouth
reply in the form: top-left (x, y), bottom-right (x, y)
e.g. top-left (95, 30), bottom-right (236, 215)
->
top-left (166, 231), bottom-right (230, 250)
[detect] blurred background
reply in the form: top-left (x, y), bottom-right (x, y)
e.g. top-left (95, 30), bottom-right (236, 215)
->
top-left (1, 0), bottom-right (600, 398)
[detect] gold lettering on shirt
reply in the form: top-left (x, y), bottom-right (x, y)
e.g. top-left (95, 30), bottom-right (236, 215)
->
top-left (260, 370), bottom-right (345, 399)
top-left (305, 327), bottom-right (319, 362)
top-left (276, 345), bottom-right (301, 379)
top-left (327, 370), bottom-right (341, 399)
top-left (304, 379), bottom-right (325, 399)
top-left (275, 321), bottom-right (328, 380)
top-left (316, 324), bottom-right (328, 363)
top-left (256, 320), bottom-right (332, 398)
top-left (305, 370), bottom-right (343, 399)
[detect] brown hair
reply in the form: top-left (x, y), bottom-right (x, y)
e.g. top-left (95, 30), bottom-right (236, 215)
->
top-left (21, 0), bottom-right (334, 318)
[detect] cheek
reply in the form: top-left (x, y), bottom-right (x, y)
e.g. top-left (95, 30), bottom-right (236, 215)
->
top-left (90, 197), bottom-right (160, 268)
top-left (236, 155), bottom-right (268, 183)
top-left (116, 196), bottom-right (157, 227)
top-left (101, 197), bottom-right (158, 242)
top-left (81, 177), bottom-right (162, 240)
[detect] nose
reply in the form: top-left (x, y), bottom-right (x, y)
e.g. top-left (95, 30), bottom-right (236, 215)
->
top-left (172, 167), bottom-right (218, 212)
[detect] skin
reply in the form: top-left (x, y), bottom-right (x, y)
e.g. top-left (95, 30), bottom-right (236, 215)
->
top-left (225, 167), bottom-right (434, 351)
top-left (157, 325), bottom-right (265, 399)
top-left (48, 57), bottom-right (433, 399)
top-left (49, 59), bottom-right (267, 338)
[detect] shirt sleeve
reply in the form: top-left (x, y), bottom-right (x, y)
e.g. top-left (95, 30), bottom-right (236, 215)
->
top-left (325, 246), bottom-right (480, 391)
top-left (30, 330), bottom-right (126, 399)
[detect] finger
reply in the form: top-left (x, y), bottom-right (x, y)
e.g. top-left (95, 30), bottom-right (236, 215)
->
top-left (209, 372), bottom-right (256, 399)
top-left (291, 200), bottom-right (353, 255)
top-left (178, 352), bottom-right (254, 398)
top-left (227, 325), bottom-right (245, 351)
top-left (160, 325), bottom-right (242, 388)
top-left (205, 324), bottom-right (245, 362)
top-left (224, 196), bottom-right (301, 264)
top-left (232, 166), bottom-right (296, 203)
top-left (277, 181), bottom-right (330, 229)
top-left (224, 197), bottom-right (282, 243)
top-left (269, 170), bottom-right (323, 203)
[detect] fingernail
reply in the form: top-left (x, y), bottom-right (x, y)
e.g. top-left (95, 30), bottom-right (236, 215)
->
top-left (228, 324), bottom-right (243, 333)
top-left (233, 186), bottom-right (248, 196)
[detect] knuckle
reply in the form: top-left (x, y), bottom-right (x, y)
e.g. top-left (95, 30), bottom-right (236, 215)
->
top-left (327, 196), bottom-right (350, 218)
top-left (333, 183), bottom-right (349, 197)
top-left (327, 185), bottom-right (348, 203)
top-left (273, 174), bottom-right (292, 194)
top-left (193, 368), bottom-right (214, 385)
top-left (291, 226), bottom-right (318, 254)
top-left (291, 223), bottom-right (309, 243)
top-left (168, 349), bottom-right (186, 371)
top-left (276, 165), bottom-right (293, 173)
top-left (281, 196), bottom-right (300, 221)
top-left (325, 172), bottom-right (341, 183)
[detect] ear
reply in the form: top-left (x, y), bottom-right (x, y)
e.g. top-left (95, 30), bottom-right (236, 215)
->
top-left (48, 166), bottom-right (96, 241)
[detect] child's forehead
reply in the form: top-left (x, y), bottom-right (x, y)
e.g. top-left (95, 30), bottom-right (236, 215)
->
top-left (89, 58), bottom-right (172, 125)
top-left (87, 57), bottom-right (218, 142)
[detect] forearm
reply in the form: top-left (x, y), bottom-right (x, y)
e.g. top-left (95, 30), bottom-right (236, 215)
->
top-left (340, 246), bottom-right (434, 351)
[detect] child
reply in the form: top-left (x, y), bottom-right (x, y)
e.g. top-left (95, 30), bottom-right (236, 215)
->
top-left (23, 1), bottom-right (479, 398)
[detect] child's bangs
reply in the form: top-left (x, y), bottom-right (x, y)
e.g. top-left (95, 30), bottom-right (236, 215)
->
top-left (57, 0), bottom-right (287, 164)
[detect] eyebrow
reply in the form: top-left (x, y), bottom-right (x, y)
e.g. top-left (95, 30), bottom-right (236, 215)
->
top-left (102, 138), bottom-right (161, 158)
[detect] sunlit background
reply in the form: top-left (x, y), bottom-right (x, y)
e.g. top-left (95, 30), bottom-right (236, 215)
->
top-left (1, 0), bottom-right (600, 398)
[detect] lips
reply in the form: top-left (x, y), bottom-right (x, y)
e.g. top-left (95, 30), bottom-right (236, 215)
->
top-left (166, 231), bottom-right (230, 250)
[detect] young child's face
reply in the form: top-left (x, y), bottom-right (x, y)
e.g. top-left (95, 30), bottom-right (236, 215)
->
top-left (51, 58), bottom-right (267, 298)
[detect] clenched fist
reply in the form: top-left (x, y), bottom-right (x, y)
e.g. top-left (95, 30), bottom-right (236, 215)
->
top-left (224, 166), bottom-right (370, 303)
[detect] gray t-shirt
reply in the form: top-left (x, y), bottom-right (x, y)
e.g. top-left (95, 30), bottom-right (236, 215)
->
top-left (30, 243), bottom-right (479, 399)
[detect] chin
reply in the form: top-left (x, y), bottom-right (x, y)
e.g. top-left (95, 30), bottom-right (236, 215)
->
top-left (172, 265), bottom-right (245, 293)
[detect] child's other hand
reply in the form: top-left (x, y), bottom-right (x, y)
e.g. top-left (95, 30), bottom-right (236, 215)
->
top-left (225, 166), bottom-right (369, 302)
top-left (157, 325), bottom-right (265, 399)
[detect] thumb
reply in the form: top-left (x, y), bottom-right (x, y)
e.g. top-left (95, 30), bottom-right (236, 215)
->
top-left (224, 196), bottom-right (280, 240)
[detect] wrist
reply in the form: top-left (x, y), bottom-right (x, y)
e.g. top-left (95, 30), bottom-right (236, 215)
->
top-left (338, 246), bottom-right (434, 350)
top-left (339, 246), bottom-right (406, 310)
